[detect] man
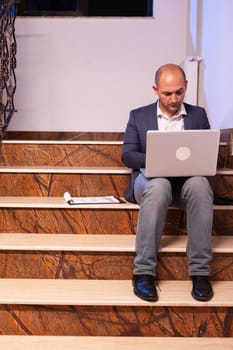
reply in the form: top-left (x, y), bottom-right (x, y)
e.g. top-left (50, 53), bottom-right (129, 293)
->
top-left (121, 63), bottom-right (214, 302)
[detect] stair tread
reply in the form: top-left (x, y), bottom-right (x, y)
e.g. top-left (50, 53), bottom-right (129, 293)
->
top-left (0, 196), bottom-right (136, 209)
top-left (0, 234), bottom-right (233, 253)
top-left (0, 165), bottom-right (232, 175)
top-left (0, 336), bottom-right (232, 350)
top-left (0, 166), bottom-right (131, 174)
top-left (1, 138), bottom-right (230, 146)
top-left (0, 196), bottom-right (232, 210)
top-left (0, 279), bottom-right (232, 306)
top-left (1, 140), bottom-right (123, 145)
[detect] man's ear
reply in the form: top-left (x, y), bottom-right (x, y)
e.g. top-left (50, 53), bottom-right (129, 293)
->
top-left (152, 84), bottom-right (158, 96)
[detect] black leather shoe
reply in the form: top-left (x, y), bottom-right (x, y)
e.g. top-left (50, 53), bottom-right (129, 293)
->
top-left (133, 274), bottom-right (158, 302)
top-left (191, 276), bottom-right (213, 301)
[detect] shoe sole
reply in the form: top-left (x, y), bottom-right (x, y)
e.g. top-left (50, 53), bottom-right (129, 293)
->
top-left (191, 290), bottom-right (214, 302)
top-left (133, 288), bottom-right (158, 302)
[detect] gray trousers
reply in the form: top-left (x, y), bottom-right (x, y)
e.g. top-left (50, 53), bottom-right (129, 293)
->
top-left (134, 174), bottom-right (214, 277)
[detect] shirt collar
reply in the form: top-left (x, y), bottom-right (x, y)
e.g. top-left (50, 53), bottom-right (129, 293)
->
top-left (157, 102), bottom-right (187, 119)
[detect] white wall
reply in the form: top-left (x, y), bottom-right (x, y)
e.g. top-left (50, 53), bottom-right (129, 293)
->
top-left (195, 0), bottom-right (233, 129)
top-left (10, 0), bottom-right (188, 132)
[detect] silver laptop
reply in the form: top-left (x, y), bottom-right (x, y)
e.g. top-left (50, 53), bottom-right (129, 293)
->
top-left (142, 129), bottom-right (220, 178)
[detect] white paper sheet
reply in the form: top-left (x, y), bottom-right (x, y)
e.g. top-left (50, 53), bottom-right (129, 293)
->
top-left (64, 192), bottom-right (121, 205)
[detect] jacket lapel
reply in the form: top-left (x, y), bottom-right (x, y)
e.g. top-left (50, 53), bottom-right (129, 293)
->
top-left (183, 103), bottom-right (192, 130)
top-left (148, 102), bottom-right (158, 130)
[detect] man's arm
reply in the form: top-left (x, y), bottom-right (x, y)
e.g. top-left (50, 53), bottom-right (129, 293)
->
top-left (121, 110), bottom-right (146, 169)
top-left (184, 104), bottom-right (211, 129)
top-left (201, 108), bottom-right (211, 129)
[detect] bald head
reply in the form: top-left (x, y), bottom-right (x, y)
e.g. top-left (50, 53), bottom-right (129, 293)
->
top-left (154, 64), bottom-right (186, 86)
top-left (152, 63), bottom-right (187, 118)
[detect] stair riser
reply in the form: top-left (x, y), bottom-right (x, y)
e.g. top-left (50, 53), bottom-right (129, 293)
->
top-left (0, 208), bottom-right (138, 234)
top-left (0, 144), bottom-right (123, 167)
top-left (218, 144), bottom-right (233, 168)
top-left (0, 143), bottom-right (232, 168)
top-left (213, 211), bottom-right (233, 235)
top-left (0, 305), bottom-right (232, 336)
top-left (0, 209), bottom-right (232, 235)
top-left (0, 252), bottom-right (232, 280)
top-left (0, 174), bottom-right (232, 199)
top-left (0, 174), bottom-right (129, 197)
top-left (209, 175), bottom-right (233, 199)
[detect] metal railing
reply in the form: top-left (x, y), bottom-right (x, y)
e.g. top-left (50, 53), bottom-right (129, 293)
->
top-left (0, 0), bottom-right (16, 140)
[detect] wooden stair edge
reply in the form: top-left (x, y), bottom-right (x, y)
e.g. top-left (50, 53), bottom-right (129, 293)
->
top-left (0, 137), bottom-right (231, 147)
top-left (0, 196), bottom-right (136, 209)
top-left (1, 140), bottom-right (124, 145)
top-left (0, 279), bottom-right (232, 307)
top-left (0, 335), bottom-right (232, 350)
top-left (0, 196), bottom-right (232, 210)
top-left (0, 234), bottom-right (233, 253)
top-left (0, 166), bottom-right (131, 174)
top-left (0, 166), bottom-right (232, 174)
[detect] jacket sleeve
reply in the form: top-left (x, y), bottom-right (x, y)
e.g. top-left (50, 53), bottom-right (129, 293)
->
top-left (185, 104), bottom-right (211, 130)
top-left (197, 107), bottom-right (211, 129)
top-left (121, 110), bottom-right (146, 169)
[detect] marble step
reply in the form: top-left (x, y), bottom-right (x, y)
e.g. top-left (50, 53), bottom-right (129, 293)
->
top-left (0, 234), bottom-right (232, 280)
top-left (0, 233), bottom-right (233, 253)
top-left (0, 336), bottom-right (232, 350)
top-left (0, 140), bottom-right (232, 168)
top-left (0, 279), bottom-right (232, 306)
top-left (0, 196), bottom-right (232, 210)
top-left (0, 169), bottom-right (129, 197)
top-left (0, 234), bottom-right (232, 281)
top-left (0, 196), bottom-right (232, 236)
top-left (0, 166), bottom-right (232, 174)
top-left (0, 166), bottom-right (131, 174)
top-left (0, 141), bottom-right (123, 167)
top-left (0, 167), bottom-right (232, 198)
top-left (0, 295), bottom-right (232, 337)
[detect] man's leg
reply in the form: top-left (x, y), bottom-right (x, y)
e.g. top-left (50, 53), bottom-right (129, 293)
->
top-left (134, 175), bottom-right (173, 276)
top-left (181, 176), bottom-right (214, 301)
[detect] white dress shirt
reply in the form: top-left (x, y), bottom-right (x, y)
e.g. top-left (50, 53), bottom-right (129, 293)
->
top-left (157, 103), bottom-right (187, 131)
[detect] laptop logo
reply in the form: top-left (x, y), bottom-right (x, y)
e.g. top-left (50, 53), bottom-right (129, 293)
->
top-left (176, 146), bottom-right (191, 161)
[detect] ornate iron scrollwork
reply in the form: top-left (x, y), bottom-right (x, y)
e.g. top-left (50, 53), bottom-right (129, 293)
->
top-left (0, 0), bottom-right (16, 139)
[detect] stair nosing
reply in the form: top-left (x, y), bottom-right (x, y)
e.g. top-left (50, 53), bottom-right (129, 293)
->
top-left (0, 196), bottom-right (232, 210)
top-left (0, 166), bottom-right (232, 175)
top-left (0, 234), bottom-right (232, 253)
top-left (0, 279), bottom-right (232, 307)
top-left (1, 140), bottom-right (123, 145)
top-left (0, 336), bottom-right (232, 350)
top-left (0, 166), bottom-right (131, 174)
top-left (1, 140), bottom-right (230, 146)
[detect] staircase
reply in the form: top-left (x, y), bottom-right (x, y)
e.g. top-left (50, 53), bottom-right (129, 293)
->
top-left (0, 130), bottom-right (232, 349)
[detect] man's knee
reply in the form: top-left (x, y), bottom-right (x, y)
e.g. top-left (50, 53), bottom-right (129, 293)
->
top-left (182, 176), bottom-right (213, 201)
top-left (146, 178), bottom-right (173, 202)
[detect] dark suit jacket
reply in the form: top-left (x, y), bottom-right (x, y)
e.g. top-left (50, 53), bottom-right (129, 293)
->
top-left (121, 101), bottom-right (210, 203)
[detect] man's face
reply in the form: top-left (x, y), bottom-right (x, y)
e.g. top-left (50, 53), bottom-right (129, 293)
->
top-left (153, 71), bottom-right (187, 117)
